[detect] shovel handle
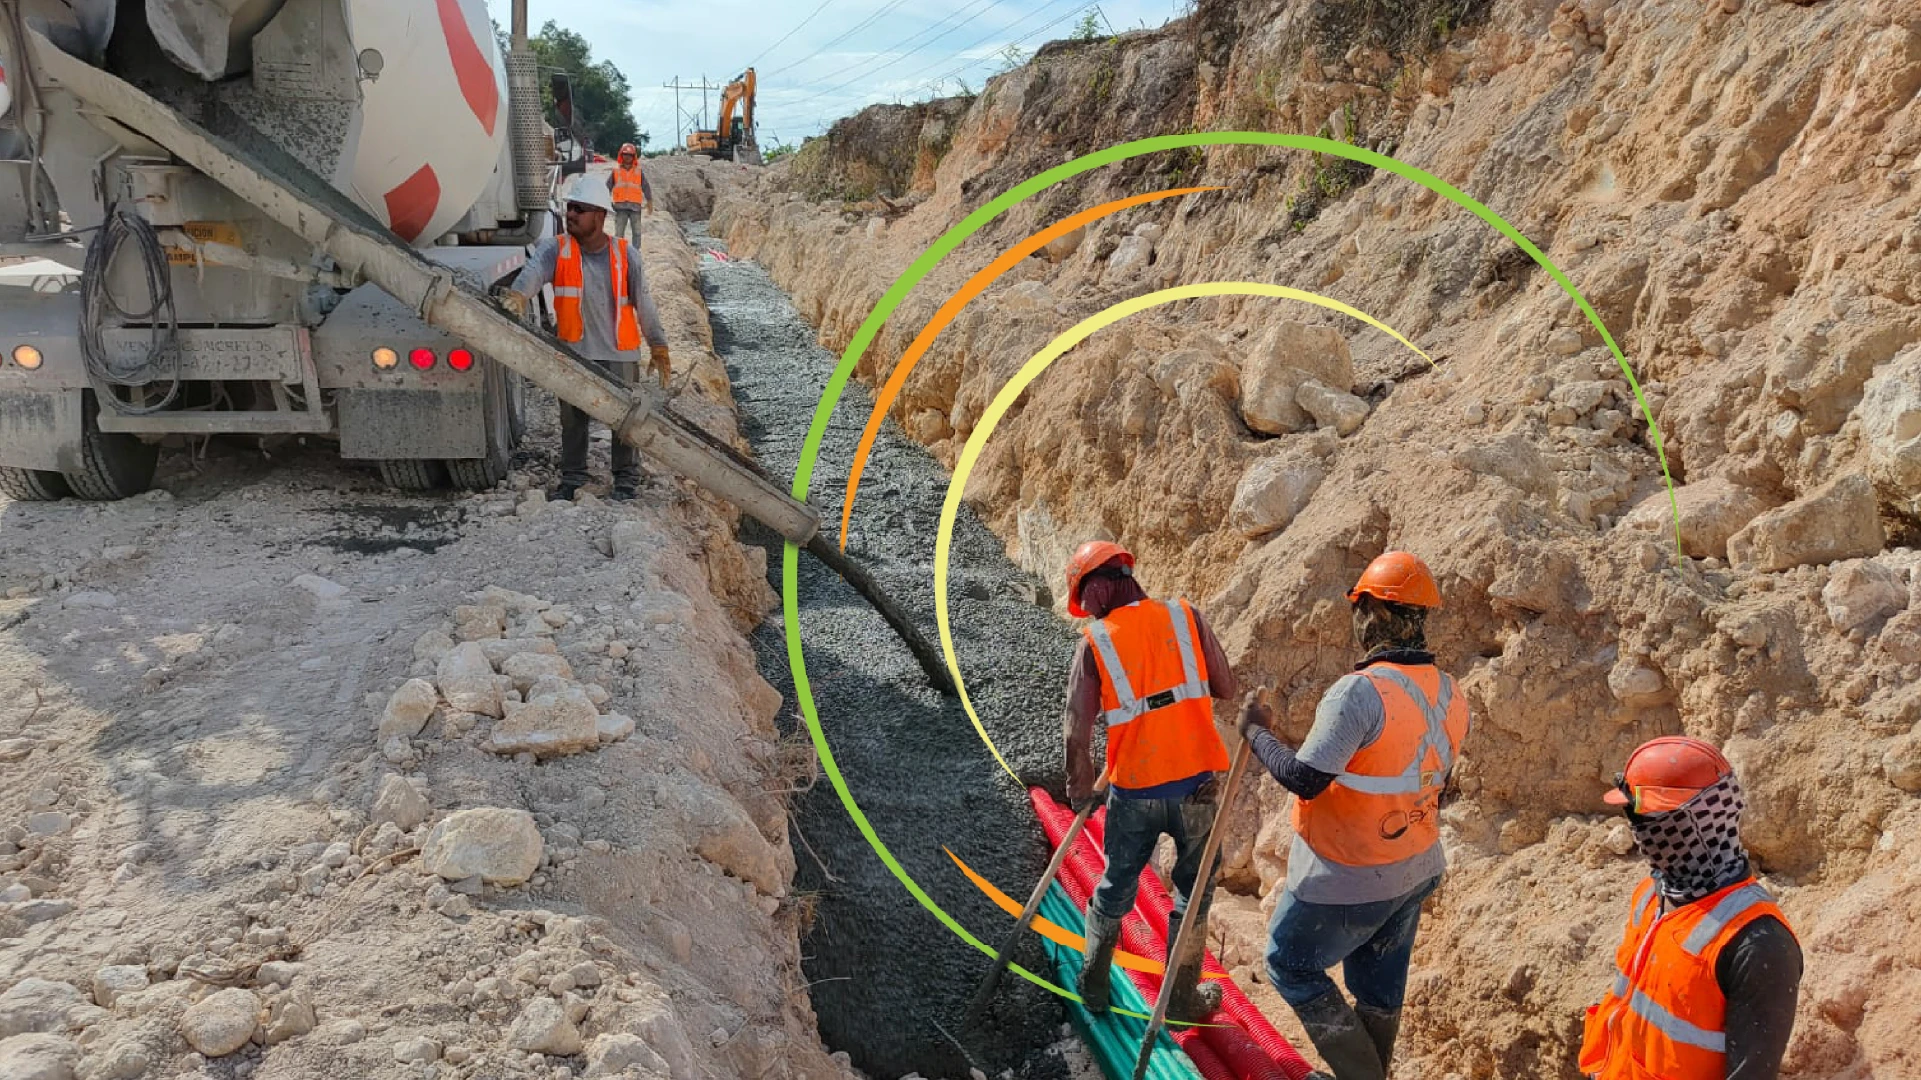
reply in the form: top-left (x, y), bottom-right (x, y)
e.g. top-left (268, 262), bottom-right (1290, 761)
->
top-left (964, 787), bottom-right (1105, 1025)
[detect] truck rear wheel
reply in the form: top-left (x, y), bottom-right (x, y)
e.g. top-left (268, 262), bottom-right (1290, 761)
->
top-left (444, 363), bottom-right (524, 492)
top-left (377, 458), bottom-right (448, 491)
top-left (0, 467), bottom-right (70, 502)
top-left (63, 393), bottom-right (159, 501)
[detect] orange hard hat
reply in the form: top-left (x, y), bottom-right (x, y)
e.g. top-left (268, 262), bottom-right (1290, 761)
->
top-left (1065, 540), bottom-right (1134, 618)
top-left (1348, 551), bottom-right (1442, 608)
top-left (1604, 736), bottom-right (1733, 814)
top-left (619, 143), bottom-right (638, 157)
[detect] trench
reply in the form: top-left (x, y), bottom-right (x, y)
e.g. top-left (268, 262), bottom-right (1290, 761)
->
top-left (693, 223), bottom-right (1084, 1079)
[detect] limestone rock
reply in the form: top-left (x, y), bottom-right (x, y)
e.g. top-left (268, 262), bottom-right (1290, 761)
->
top-left (1885, 734), bottom-right (1921, 793)
top-left (1547, 328), bottom-right (1585, 355)
top-left (378, 679), bottom-right (438, 741)
top-left (666, 777), bottom-right (781, 894)
top-left (452, 604), bottom-right (507, 641)
top-left (393, 1036), bottom-right (442, 1063)
top-left (585, 1032), bottom-right (671, 1078)
top-left (421, 808), bottom-right (543, 885)
top-left (1607, 657), bottom-right (1668, 707)
top-left (1727, 475), bottom-right (1884, 572)
top-left (1854, 343), bottom-right (1921, 518)
top-left (0, 1033), bottom-right (78, 1080)
top-left (439, 674), bottom-right (503, 719)
top-left (507, 997), bottom-right (582, 1056)
top-left (486, 693), bottom-right (600, 758)
top-left (501, 652), bottom-right (575, 692)
top-left (1823, 560), bottom-right (1908, 633)
top-left (93, 1043), bottom-right (147, 1080)
top-left (1456, 432), bottom-right (1556, 496)
top-left (179, 988), bottom-right (260, 1057)
top-left (263, 992), bottom-right (316, 1045)
top-left (436, 641), bottom-right (494, 682)
top-left (1228, 451), bottom-right (1325, 538)
top-left (1106, 234), bottom-right (1155, 276)
top-left (478, 638), bottom-right (560, 667)
top-left (26, 812), bottom-right (70, 836)
top-left (1042, 225), bottom-right (1085, 263)
top-left (1295, 379), bottom-right (1372, 436)
top-left (596, 712), bottom-right (636, 745)
top-left (1624, 478), bottom-right (1770, 560)
top-left (1238, 322), bottom-right (1353, 434)
top-left (411, 631), bottom-right (454, 664)
top-left (90, 967), bottom-right (148, 1009)
top-left (0, 979), bottom-right (85, 1037)
top-left (370, 775), bottom-right (430, 831)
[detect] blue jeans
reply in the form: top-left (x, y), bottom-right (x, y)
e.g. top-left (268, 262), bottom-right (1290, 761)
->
top-left (1091, 792), bottom-right (1218, 921)
top-left (1265, 876), bottom-right (1440, 1010)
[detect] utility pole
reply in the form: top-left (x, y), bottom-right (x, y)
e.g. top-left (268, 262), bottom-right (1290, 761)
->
top-left (663, 75), bottom-right (725, 147)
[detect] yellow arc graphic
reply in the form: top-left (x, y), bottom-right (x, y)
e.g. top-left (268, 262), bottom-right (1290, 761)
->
top-left (935, 284), bottom-right (1432, 780)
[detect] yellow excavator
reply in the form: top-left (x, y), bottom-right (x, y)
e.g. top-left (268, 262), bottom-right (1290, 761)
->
top-left (686, 68), bottom-right (759, 163)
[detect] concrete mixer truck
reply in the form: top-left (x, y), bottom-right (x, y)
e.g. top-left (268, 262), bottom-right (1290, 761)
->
top-left (0, 0), bottom-right (575, 499)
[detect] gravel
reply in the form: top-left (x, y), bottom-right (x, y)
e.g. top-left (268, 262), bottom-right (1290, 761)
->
top-left (697, 225), bottom-right (1082, 1080)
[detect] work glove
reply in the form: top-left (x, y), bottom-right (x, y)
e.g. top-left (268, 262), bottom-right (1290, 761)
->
top-left (649, 344), bottom-right (671, 388)
top-left (1238, 690), bottom-right (1275, 743)
top-left (495, 288), bottom-right (530, 320)
top-left (1068, 782), bottom-right (1102, 815)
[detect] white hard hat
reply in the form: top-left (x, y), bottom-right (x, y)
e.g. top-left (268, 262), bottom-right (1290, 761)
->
top-left (563, 174), bottom-right (615, 213)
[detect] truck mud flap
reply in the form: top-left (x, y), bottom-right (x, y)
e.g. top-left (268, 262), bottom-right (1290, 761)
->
top-left (0, 391), bottom-right (82, 472)
top-left (337, 388), bottom-right (485, 460)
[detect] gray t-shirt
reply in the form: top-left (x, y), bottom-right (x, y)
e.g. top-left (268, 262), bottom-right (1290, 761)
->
top-left (511, 236), bottom-right (667, 367)
top-left (1285, 671), bottom-right (1450, 905)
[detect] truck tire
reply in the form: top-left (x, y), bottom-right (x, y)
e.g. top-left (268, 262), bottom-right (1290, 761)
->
top-left (377, 458), bottom-right (448, 491)
top-left (0, 467), bottom-right (69, 501)
top-left (445, 362), bottom-right (524, 492)
top-left (62, 393), bottom-right (159, 501)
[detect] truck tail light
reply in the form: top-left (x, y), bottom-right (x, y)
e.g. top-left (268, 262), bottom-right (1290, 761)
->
top-left (447, 348), bottom-right (475, 372)
top-left (11, 345), bottom-right (42, 370)
top-left (408, 348), bottom-right (436, 370)
top-left (371, 347), bottom-right (399, 369)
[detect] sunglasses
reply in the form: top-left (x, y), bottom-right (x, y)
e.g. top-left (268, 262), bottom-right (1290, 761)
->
top-left (565, 203), bottom-right (600, 215)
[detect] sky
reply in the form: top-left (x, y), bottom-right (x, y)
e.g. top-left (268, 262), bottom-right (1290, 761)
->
top-left (492, 1), bottom-right (1190, 149)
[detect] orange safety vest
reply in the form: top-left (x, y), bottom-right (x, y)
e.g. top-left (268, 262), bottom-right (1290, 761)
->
top-left (1580, 877), bottom-right (1794, 1080)
top-left (552, 234), bottom-right (642, 351)
top-left (1293, 662), bottom-right (1468, 867)
top-left (611, 163), bottom-right (646, 205)
top-left (1085, 598), bottom-right (1229, 791)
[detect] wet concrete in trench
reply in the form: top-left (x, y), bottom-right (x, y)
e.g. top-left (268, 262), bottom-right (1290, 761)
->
top-left (696, 225), bottom-right (1085, 1079)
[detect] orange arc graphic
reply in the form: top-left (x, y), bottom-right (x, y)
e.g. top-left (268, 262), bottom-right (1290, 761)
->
top-left (944, 848), bottom-right (1227, 979)
top-left (837, 185), bottom-right (1222, 549)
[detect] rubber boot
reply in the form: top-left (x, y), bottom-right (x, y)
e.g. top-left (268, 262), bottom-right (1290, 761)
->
top-left (1355, 1005), bottom-right (1402, 1074)
top-left (1078, 909), bottom-right (1123, 1014)
top-left (1163, 910), bottom-right (1224, 1021)
top-left (1292, 992), bottom-right (1386, 1080)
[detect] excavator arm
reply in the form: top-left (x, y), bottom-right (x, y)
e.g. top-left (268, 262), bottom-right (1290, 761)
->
top-left (718, 68), bottom-right (755, 145)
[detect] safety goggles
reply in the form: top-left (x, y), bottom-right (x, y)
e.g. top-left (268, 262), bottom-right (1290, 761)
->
top-left (1608, 773), bottom-right (1707, 815)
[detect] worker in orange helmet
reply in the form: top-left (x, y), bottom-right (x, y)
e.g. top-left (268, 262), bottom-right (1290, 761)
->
top-left (610, 142), bottom-right (653, 243)
top-left (1061, 540), bottom-right (1241, 1021)
top-left (1579, 737), bottom-right (1801, 1080)
top-left (1239, 551), bottom-right (1468, 1080)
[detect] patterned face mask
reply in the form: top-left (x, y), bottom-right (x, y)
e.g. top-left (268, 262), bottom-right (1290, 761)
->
top-left (1625, 773), bottom-right (1751, 906)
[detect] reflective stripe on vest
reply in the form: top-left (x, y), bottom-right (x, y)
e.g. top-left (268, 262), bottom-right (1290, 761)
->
top-left (1084, 598), bottom-right (1229, 791)
top-left (552, 235), bottom-right (642, 351)
top-left (1330, 666), bottom-right (1456, 796)
top-left (612, 165), bottom-right (646, 205)
top-left (1085, 600), bottom-right (1209, 730)
top-left (1579, 877), bottom-right (1795, 1080)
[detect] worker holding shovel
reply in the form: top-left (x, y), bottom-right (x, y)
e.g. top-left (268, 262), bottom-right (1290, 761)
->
top-left (1239, 552), bottom-right (1469, 1080)
top-left (1060, 540), bottom-right (1241, 1021)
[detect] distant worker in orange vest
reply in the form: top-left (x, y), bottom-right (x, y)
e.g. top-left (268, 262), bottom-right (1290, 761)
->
top-left (1238, 551), bottom-right (1467, 1080)
top-left (1062, 540), bottom-right (1240, 1021)
top-left (500, 174), bottom-right (671, 502)
top-left (610, 142), bottom-right (654, 243)
top-left (1580, 737), bottom-right (1801, 1080)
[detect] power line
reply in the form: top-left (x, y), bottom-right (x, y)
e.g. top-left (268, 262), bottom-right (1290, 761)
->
top-left (763, 0), bottom-right (917, 78)
top-left (781, 0), bottom-right (1000, 93)
top-left (745, 0), bottom-right (837, 70)
top-left (785, 0), bottom-right (1014, 106)
top-left (915, 0), bottom-right (1096, 93)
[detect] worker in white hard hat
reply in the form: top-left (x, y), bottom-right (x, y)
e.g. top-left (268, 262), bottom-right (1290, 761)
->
top-left (499, 175), bottom-right (672, 502)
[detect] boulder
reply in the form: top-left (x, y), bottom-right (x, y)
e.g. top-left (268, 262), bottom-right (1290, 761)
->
top-left (1726, 474), bottom-right (1885, 572)
top-left (1607, 657), bottom-right (1669, 707)
top-left (1106, 234), bottom-right (1155, 276)
top-left (507, 997), bottom-right (582, 1056)
top-left (1856, 343), bottom-right (1921, 518)
top-left (477, 638), bottom-right (560, 667)
top-left (500, 652), bottom-right (574, 692)
top-left (1455, 432), bottom-right (1556, 496)
top-left (179, 988), bottom-right (260, 1057)
top-left (420, 808), bottom-right (543, 886)
top-left (1823, 560), bottom-right (1908, 633)
top-left (597, 712), bottom-right (637, 744)
top-left (0, 1033), bottom-right (78, 1080)
top-left (0, 979), bottom-right (85, 1037)
top-left (1295, 379), bottom-right (1371, 436)
top-left (1885, 734), bottom-right (1921, 793)
top-left (1624, 478), bottom-right (1770, 560)
top-left (370, 774), bottom-right (431, 831)
top-left (1238, 322), bottom-right (1353, 434)
top-left (377, 679), bottom-right (438, 741)
top-left (485, 692), bottom-right (600, 758)
top-left (586, 1032), bottom-right (671, 1078)
top-left (89, 967), bottom-right (147, 1009)
top-left (1228, 451), bottom-right (1325, 538)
